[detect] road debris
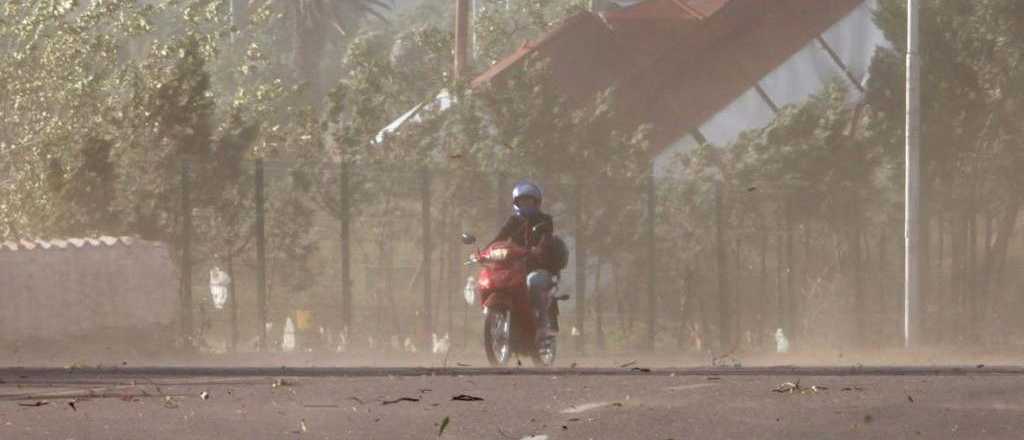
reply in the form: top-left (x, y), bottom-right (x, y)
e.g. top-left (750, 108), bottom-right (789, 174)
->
top-left (631, 367), bottom-right (652, 373)
top-left (707, 377), bottom-right (722, 381)
top-left (456, 363), bottom-right (472, 367)
top-left (67, 400), bottom-right (77, 411)
top-left (772, 381), bottom-right (827, 394)
top-left (620, 361), bottom-right (637, 368)
top-left (561, 402), bottom-right (613, 414)
top-left (288, 418), bottom-right (308, 435)
top-left (163, 396), bottom-right (179, 409)
top-left (200, 391), bottom-right (210, 401)
top-left (17, 401), bottom-right (49, 407)
top-left (773, 381), bottom-right (801, 393)
top-left (382, 397), bottom-right (421, 405)
top-left (438, 416), bottom-right (450, 437)
top-left (907, 394), bottom-right (914, 403)
top-left (666, 383), bottom-right (717, 392)
top-left (841, 386), bottom-right (864, 392)
top-left (452, 394), bottom-right (484, 402)
top-left (977, 364), bottom-right (985, 369)
top-left (272, 378), bottom-right (294, 388)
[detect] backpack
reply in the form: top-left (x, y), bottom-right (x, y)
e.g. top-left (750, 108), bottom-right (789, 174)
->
top-left (544, 235), bottom-right (570, 274)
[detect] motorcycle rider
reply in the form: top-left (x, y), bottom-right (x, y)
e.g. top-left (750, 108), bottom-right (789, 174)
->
top-left (489, 181), bottom-right (560, 341)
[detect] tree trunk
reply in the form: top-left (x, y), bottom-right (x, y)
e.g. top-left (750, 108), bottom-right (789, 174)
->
top-left (292, 2), bottom-right (329, 104)
top-left (232, 0), bottom-right (249, 30)
top-left (876, 227), bottom-right (886, 342)
top-left (679, 265), bottom-right (694, 350)
top-left (951, 208), bottom-right (965, 342)
top-left (937, 213), bottom-right (945, 341)
top-left (594, 256), bottom-right (606, 351)
top-left (734, 237), bottom-right (743, 347)
top-left (758, 224), bottom-right (768, 348)
top-left (228, 255), bottom-right (238, 352)
top-left (852, 218), bottom-right (865, 346)
top-left (776, 227), bottom-right (784, 335)
top-left (613, 258), bottom-right (629, 341)
top-left (992, 198), bottom-right (1021, 290)
top-left (715, 184), bottom-right (731, 351)
top-left (967, 202), bottom-right (978, 341)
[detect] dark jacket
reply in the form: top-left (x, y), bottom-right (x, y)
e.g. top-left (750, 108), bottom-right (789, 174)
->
top-left (489, 212), bottom-right (555, 271)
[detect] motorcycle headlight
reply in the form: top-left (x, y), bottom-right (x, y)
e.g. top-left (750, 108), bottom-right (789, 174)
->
top-left (487, 248), bottom-right (509, 261)
top-left (463, 279), bottom-right (476, 305)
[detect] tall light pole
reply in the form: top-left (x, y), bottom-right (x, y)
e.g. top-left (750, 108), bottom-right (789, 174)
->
top-left (904, 0), bottom-right (921, 348)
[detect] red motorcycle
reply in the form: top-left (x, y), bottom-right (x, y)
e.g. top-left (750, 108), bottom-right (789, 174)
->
top-left (461, 230), bottom-right (564, 367)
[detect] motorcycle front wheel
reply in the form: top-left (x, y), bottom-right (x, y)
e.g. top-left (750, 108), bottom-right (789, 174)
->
top-left (484, 306), bottom-right (512, 367)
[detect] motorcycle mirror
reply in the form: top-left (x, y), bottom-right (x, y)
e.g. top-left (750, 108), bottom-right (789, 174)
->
top-left (461, 233), bottom-right (477, 245)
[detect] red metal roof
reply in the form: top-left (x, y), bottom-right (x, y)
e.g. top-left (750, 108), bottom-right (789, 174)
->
top-left (470, 0), bottom-right (865, 155)
top-left (601, 0), bottom-right (726, 21)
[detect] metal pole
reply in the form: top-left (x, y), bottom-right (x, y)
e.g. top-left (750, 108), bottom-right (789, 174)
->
top-left (255, 159), bottom-right (268, 352)
top-left (228, 256), bottom-right (238, 352)
top-left (421, 167), bottom-right (433, 348)
top-left (714, 181), bottom-right (731, 351)
top-left (645, 174), bottom-right (657, 351)
top-left (905, 0), bottom-right (921, 348)
top-left (180, 160), bottom-right (193, 347)
top-left (339, 161), bottom-right (352, 337)
top-left (574, 182), bottom-right (587, 355)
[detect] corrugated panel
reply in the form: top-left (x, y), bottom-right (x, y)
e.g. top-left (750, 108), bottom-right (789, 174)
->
top-left (617, 0), bottom-right (865, 155)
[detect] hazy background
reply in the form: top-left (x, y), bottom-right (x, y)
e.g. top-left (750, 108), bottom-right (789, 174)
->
top-left (2, 0), bottom-right (1023, 367)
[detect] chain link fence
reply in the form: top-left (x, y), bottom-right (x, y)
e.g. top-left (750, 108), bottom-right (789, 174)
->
top-left (174, 158), bottom-right (1023, 358)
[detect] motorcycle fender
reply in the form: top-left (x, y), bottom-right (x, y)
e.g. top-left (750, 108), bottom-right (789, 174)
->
top-left (482, 290), bottom-right (515, 311)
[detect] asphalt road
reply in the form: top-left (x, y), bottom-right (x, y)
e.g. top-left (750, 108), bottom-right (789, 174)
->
top-left (2, 366), bottom-right (1024, 439)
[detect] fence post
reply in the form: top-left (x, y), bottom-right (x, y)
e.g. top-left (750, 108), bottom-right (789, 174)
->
top-left (645, 173), bottom-right (657, 351)
top-left (574, 182), bottom-right (587, 355)
top-left (228, 256), bottom-right (238, 352)
top-left (421, 167), bottom-right (433, 348)
top-left (715, 181), bottom-right (731, 351)
top-left (784, 196), bottom-right (795, 347)
top-left (180, 159), bottom-right (193, 348)
top-left (255, 159), bottom-right (268, 352)
top-left (339, 161), bottom-right (352, 338)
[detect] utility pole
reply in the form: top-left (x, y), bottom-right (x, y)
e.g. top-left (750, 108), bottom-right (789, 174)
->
top-left (904, 0), bottom-right (921, 348)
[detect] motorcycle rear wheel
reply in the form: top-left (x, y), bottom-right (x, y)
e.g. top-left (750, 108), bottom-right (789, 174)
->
top-left (484, 307), bottom-right (512, 367)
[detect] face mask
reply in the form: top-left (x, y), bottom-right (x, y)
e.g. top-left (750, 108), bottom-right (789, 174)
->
top-left (514, 204), bottom-right (539, 218)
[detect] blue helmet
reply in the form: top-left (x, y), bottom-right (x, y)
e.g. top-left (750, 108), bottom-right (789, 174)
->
top-left (512, 181), bottom-right (543, 217)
